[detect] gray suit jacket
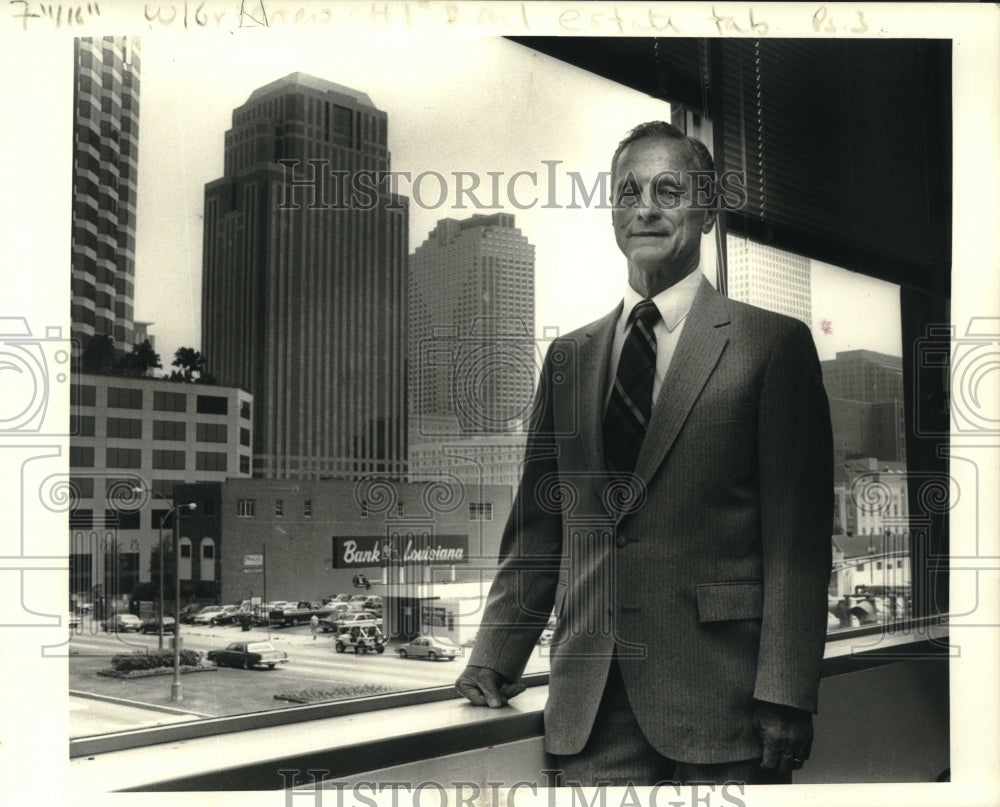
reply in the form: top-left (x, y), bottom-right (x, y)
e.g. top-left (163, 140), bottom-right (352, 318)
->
top-left (468, 278), bottom-right (833, 764)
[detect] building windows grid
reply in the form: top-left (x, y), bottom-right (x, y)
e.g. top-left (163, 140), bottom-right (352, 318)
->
top-left (196, 452), bottom-right (228, 472)
top-left (106, 447), bottom-right (141, 468)
top-left (152, 449), bottom-right (185, 470)
top-left (196, 422), bottom-right (228, 443)
top-left (106, 417), bottom-right (143, 439)
top-left (153, 420), bottom-right (186, 441)
top-left (153, 390), bottom-right (186, 412)
top-left (107, 386), bottom-right (143, 409)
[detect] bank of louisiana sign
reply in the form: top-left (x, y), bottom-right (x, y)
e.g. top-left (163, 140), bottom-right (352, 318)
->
top-left (332, 534), bottom-right (468, 569)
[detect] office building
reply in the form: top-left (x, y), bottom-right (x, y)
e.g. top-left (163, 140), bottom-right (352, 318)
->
top-left (71, 36), bottom-right (142, 351)
top-left (409, 213), bottom-right (535, 431)
top-left (202, 74), bottom-right (409, 480)
top-left (180, 477), bottom-right (512, 641)
top-left (823, 350), bottom-right (906, 465)
top-left (822, 349), bottom-right (905, 404)
top-left (726, 238), bottom-right (811, 326)
top-left (408, 214), bottom-right (534, 484)
top-left (68, 375), bottom-right (252, 611)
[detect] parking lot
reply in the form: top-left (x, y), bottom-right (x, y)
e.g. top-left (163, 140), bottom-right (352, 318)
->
top-left (68, 618), bottom-right (551, 738)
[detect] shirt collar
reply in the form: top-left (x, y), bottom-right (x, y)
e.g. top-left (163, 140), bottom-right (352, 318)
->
top-left (622, 269), bottom-right (703, 332)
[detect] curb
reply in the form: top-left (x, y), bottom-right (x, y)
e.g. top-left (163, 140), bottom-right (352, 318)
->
top-left (69, 689), bottom-right (214, 718)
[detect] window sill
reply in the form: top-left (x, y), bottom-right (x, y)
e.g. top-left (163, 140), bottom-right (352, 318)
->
top-left (69, 618), bottom-right (949, 792)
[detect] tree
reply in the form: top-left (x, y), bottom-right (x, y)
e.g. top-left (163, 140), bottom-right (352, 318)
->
top-left (80, 333), bottom-right (117, 374)
top-left (118, 339), bottom-right (162, 377)
top-left (170, 347), bottom-right (217, 384)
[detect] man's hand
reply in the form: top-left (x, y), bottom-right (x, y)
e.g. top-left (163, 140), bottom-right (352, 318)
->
top-left (455, 665), bottom-right (525, 708)
top-left (752, 700), bottom-right (814, 774)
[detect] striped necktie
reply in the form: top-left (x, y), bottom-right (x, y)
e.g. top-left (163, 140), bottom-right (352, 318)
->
top-left (603, 299), bottom-right (661, 473)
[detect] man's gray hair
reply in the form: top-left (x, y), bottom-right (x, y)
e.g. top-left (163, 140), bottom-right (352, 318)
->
top-left (611, 121), bottom-right (715, 177)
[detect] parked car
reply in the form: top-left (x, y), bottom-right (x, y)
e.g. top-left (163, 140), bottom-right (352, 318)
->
top-left (191, 605), bottom-right (225, 625)
top-left (318, 605), bottom-right (352, 632)
top-left (268, 601), bottom-right (333, 627)
top-left (66, 613), bottom-right (81, 631)
top-left (209, 605), bottom-right (246, 625)
top-left (207, 641), bottom-right (289, 670)
top-left (178, 604), bottom-right (206, 624)
top-left (396, 636), bottom-right (461, 661)
top-left (104, 613), bottom-right (141, 633)
top-left (334, 625), bottom-right (386, 654)
top-left (139, 616), bottom-right (177, 634)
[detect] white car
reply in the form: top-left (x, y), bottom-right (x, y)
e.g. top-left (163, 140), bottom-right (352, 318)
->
top-left (191, 606), bottom-right (225, 624)
top-left (397, 636), bottom-right (462, 661)
top-left (105, 613), bottom-right (141, 632)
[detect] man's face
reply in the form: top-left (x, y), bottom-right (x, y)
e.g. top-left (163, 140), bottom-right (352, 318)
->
top-left (612, 136), bottom-right (716, 297)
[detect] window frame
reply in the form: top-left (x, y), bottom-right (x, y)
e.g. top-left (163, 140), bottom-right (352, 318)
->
top-left (65, 34), bottom-right (953, 760)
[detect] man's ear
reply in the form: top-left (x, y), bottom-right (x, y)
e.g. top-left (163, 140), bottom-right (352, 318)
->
top-left (702, 208), bottom-right (718, 234)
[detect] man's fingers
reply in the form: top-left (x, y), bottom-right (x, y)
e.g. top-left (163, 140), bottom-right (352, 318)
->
top-left (754, 701), bottom-right (813, 773)
top-left (780, 746), bottom-right (807, 773)
top-left (786, 740), bottom-right (812, 771)
top-left (760, 737), bottom-right (785, 771)
top-left (455, 669), bottom-right (507, 708)
top-left (455, 677), bottom-right (490, 706)
top-left (498, 682), bottom-right (526, 699)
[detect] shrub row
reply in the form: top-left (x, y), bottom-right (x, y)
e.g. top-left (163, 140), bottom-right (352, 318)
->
top-left (110, 649), bottom-right (203, 673)
top-left (275, 683), bottom-right (395, 704)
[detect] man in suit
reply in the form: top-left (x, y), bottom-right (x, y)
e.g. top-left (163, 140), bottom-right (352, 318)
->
top-left (456, 121), bottom-right (833, 786)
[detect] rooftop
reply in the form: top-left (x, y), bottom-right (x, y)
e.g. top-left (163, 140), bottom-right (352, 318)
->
top-left (245, 72), bottom-right (375, 108)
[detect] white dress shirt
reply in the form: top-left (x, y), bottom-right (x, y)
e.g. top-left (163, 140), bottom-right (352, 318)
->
top-left (606, 269), bottom-right (704, 406)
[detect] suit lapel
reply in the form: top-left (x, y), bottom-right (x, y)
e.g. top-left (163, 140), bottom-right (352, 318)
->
top-left (633, 280), bottom-right (731, 488)
top-left (575, 304), bottom-right (620, 506)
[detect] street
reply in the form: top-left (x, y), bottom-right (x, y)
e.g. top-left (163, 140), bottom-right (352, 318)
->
top-left (69, 619), bottom-right (551, 739)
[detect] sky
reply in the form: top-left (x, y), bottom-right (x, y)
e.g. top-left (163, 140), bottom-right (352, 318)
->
top-left (131, 31), bottom-right (900, 368)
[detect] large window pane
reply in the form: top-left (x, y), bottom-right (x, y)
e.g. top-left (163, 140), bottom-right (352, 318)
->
top-left (67, 32), bottom-right (945, 752)
top-left (727, 239), bottom-right (911, 633)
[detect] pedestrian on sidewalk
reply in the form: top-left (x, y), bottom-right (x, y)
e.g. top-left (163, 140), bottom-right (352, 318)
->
top-left (310, 614), bottom-right (319, 640)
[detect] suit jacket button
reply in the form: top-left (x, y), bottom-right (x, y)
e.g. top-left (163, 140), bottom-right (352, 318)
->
top-left (615, 533), bottom-right (627, 548)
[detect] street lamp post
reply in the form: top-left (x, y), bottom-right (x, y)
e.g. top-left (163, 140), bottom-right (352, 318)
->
top-left (155, 511), bottom-right (168, 650)
top-left (136, 487), bottom-right (195, 695)
top-left (171, 500), bottom-right (196, 702)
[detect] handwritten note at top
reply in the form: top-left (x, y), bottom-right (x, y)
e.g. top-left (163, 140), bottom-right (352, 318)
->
top-left (8, 1), bottom-right (876, 37)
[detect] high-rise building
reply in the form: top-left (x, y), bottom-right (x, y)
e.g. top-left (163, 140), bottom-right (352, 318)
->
top-left (407, 214), bottom-right (535, 488)
top-left (726, 238), bottom-right (811, 326)
top-left (823, 350), bottom-right (906, 466)
top-left (71, 36), bottom-right (141, 351)
top-left (821, 349), bottom-right (904, 403)
top-left (202, 73), bottom-right (409, 480)
top-left (409, 213), bottom-right (535, 434)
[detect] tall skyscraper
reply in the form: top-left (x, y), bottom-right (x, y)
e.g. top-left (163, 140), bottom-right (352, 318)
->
top-left (726, 238), bottom-right (811, 326)
top-left (71, 36), bottom-right (141, 350)
top-left (202, 73), bottom-right (409, 480)
top-left (408, 213), bottom-right (535, 436)
top-left (407, 214), bottom-right (534, 489)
